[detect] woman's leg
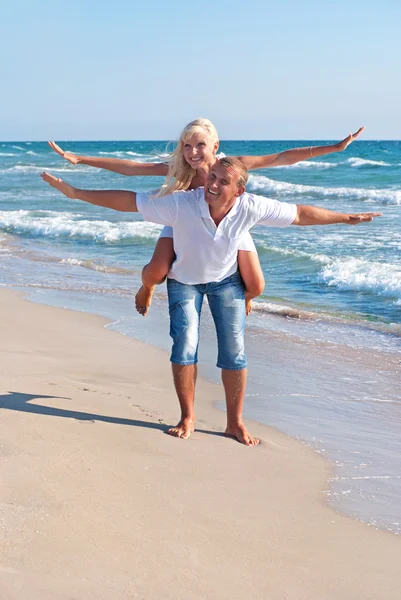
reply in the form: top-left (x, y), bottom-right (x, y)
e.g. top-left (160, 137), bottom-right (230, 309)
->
top-left (135, 236), bottom-right (176, 316)
top-left (237, 250), bottom-right (265, 316)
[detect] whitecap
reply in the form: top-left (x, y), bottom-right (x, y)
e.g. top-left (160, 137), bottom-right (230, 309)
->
top-left (248, 174), bottom-right (401, 205)
top-left (318, 257), bottom-right (401, 301)
top-left (0, 210), bottom-right (162, 242)
top-left (277, 160), bottom-right (336, 169)
top-left (346, 157), bottom-right (392, 167)
top-left (4, 165), bottom-right (99, 174)
top-left (98, 150), bottom-right (166, 161)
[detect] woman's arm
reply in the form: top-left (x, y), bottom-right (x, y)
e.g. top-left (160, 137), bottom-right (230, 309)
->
top-left (237, 126), bottom-right (365, 170)
top-left (48, 142), bottom-right (169, 177)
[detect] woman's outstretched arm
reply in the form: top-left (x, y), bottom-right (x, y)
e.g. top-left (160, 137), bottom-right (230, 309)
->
top-left (48, 142), bottom-right (169, 177)
top-left (237, 126), bottom-right (365, 170)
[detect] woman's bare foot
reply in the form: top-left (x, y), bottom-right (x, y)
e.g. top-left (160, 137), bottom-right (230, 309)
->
top-left (225, 423), bottom-right (259, 446)
top-left (168, 417), bottom-right (195, 440)
top-left (135, 285), bottom-right (155, 316)
top-left (40, 172), bottom-right (76, 199)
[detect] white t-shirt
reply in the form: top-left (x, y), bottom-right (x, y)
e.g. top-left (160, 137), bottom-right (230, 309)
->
top-left (159, 225), bottom-right (256, 252)
top-left (137, 188), bottom-right (297, 284)
top-left (156, 153), bottom-right (257, 252)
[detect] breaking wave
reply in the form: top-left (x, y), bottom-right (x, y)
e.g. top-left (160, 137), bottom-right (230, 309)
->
top-left (248, 174), bottom-right (401, 205)
top-left (0, 210), bottom-right (162, 242)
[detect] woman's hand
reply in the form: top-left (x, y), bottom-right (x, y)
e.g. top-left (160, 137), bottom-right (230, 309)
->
top-left (336, 126), bottom-right (365, 152)
top-left (48, 141), bottom-right (81, 164)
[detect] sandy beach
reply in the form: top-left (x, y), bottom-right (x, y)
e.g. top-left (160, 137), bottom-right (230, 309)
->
top-left (0, 288), bottom-right (400, 600)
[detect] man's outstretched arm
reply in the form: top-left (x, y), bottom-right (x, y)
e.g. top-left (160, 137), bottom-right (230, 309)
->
top-left (41, 172), bottom-right (138, 212)
top-left (293, 204), bottom-right (382, 226)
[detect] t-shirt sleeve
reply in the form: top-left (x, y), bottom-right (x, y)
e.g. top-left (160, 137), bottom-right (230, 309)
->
top-left (136, 191), bottom-right (178, 226)
top-left (251, 193), bottom-right (297, 227)
top-left (159, 226), bottom-right (173, 238)
top-left (238, 232), bottom-right (257, 252)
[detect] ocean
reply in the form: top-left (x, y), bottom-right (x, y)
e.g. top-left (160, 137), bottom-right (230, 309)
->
top-left (1, 139), bottom-right (400, 534)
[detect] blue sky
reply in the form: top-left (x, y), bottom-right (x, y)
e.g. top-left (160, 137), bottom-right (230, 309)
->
top-left (1, 0), bottom-right (400, 140)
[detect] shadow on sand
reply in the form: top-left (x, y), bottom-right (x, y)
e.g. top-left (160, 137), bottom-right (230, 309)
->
top-left (0, 391), bottom-right (226, 438)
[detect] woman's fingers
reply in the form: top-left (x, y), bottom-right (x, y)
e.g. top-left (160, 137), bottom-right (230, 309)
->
top-left (48, 141), bottom-right (79, 164)
top-left (48, 141), bottom-right (65, 156)
top-left (351, 125), bottom-right (365, 139)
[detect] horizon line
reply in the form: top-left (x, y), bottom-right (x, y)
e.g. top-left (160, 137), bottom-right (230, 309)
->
top-left (2, 138), bottom-right (400, 143)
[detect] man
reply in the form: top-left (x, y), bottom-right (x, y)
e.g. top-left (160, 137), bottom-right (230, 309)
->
top-left (41, 157), bottom-right (380, 446)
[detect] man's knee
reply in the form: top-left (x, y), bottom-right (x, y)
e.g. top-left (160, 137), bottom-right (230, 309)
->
top-left (169, 298), bottom-right (200, 365)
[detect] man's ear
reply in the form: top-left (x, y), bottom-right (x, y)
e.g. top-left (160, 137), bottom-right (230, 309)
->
top-left (236, 185), bottom-right (245, 197)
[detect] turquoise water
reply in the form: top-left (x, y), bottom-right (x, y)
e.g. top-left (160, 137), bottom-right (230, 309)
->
top-left (1, 140), bottom-right (400, 330)
top-left (1, 140), bottom-right (400, 533)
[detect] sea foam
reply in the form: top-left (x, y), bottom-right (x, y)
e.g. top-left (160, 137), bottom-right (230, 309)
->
top-left (319, 258), bottom-right (401, 301)
top-left (248, 175), bottom-right (401, 205)
top-left (346, 157), bottom-right (392, 168)
top-left (0, 211), bottom-right (162, 242)
top-left (277, 160), bottom-right (336, 169)
top-left (3, 165), bottom-right (98, 174)
top-left (60, 258), bottom-right (133, 274)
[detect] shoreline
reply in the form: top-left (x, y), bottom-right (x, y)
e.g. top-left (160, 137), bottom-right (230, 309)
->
top-left (5, 280), bottom-right (401, 533)
top-left (1, 287), bottom-right (400, 599)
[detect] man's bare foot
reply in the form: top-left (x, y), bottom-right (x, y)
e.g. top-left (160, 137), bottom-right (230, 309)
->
top-left (168, 417), bottom-right (195, 440)
top-left (40, 172), bottom-right (76, 199)
top-left (225, 423), bottom-right (259, 446)
top-left (135, 285), bottom-right (155, 316)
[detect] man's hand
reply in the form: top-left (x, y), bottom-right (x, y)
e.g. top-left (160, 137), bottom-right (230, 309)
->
top-left (346, 212), bottom-right (382, 224)
top-left (48, 141), bottom-right (81, 165)
top-left (336, 126), bottom-right (365, 152)
top-left (41, 172), bottom-right (76, 199)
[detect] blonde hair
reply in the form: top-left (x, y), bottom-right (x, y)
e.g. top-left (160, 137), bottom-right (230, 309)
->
top-left (158, 118), bottom-right (219, 197)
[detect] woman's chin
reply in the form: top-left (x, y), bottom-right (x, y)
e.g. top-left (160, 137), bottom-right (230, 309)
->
top-left (188, 159), bottom-right (205, 170)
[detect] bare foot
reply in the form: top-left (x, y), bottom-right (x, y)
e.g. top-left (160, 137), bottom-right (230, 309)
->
top-left (168, 417), bottom-right (195, 440)
top-left (245, 295), bottom-right (253, 317)
top-left (135, 285), bottom-right (155, 316)
top-left (225, 423), bottom-right (259, 446)
top-left (40, 172), bottom-right (76, 199)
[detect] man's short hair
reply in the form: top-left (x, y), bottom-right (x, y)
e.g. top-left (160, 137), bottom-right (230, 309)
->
top-left (218, 156), bottom-right (249, 188)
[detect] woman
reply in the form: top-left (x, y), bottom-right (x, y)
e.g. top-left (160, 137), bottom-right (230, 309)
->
top-left (49, 119), bottom-right (364, 316)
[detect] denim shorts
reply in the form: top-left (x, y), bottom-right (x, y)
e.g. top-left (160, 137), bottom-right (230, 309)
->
top-left (167, 271), bottom-right (247, 370)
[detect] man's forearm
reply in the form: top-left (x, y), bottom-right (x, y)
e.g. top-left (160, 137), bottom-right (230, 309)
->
top-left (74, 188), bottom-right (138, 212)
top-left (294, 204), bottom-right (348, 225)
top-left (293, 204), bottom-right (380, 226)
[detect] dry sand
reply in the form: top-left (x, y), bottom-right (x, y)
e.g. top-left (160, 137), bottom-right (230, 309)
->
top-left (0, 289), bottom-right (400, 599)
